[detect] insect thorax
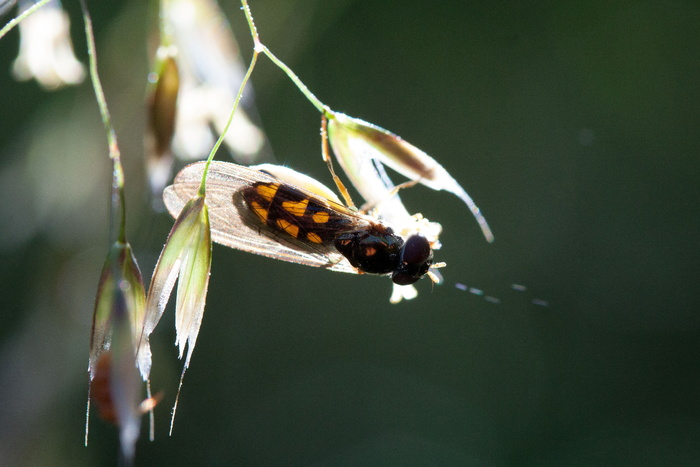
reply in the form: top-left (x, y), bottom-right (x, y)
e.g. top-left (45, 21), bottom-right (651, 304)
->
top-left (334, 227), bottom-right (403, 275)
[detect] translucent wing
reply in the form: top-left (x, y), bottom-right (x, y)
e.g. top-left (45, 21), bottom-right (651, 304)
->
top-left (163, 161), bottom-right (359, 274)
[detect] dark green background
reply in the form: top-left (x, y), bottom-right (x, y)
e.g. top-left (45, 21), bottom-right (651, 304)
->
top-left (0, 0), bottom-right (698, 465)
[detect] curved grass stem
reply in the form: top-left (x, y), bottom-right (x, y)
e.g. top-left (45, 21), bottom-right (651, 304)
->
top-left (260, 44), bottom-right (331, 116)
top-left (80, 0), bottom-right (126, 244)
top-left (0, 0), bottom-right (53, 41)
top-left (198, 51), bottom-right (259, 194)
top-left (200, 0), bottom-right (332, 193)
top-left (240, 0), bottom-right (333, 117)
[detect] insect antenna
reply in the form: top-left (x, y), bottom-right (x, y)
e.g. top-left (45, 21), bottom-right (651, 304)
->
top-left (427, 262), bottom-right (446, 284)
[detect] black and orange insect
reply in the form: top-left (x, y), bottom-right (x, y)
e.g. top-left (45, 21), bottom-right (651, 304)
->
top-left (163, 161), bottom-right (439, 285)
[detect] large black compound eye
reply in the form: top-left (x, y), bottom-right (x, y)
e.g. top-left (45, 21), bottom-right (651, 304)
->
top-left (391, 234), bottom-right (433, 285)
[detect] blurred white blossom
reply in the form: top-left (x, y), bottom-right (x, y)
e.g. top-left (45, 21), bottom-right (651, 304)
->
top-left (12, 0), bottom-right (85, 89)
top-left (163, 0), bottom-right (269, 164)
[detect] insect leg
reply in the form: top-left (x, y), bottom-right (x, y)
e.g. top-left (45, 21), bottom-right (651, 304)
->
top-left (321, 115), bottom-right (356, 209)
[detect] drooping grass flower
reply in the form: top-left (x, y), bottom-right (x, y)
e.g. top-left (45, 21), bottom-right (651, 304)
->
top-left (137, 193), bottom-right (212, 432)
top-left (87, 241), bottom-right (146, 462)
top-left (11, 0), bottom-right (84, 89)
top-left (327, 112), bottom-right (494, 244)
top-left (327, 113), bottom-right (468, 302)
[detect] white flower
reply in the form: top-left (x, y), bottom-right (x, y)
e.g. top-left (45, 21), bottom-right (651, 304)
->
top-left (12, 0), bottom-right (85, 89)
top-left (163, 0), bottom-right (267, 163)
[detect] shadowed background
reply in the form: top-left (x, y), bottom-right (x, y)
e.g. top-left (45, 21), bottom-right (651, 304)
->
top-left (0, 0), bottom-right (698, 465)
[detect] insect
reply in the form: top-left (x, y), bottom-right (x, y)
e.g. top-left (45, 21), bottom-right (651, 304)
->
top-left (163, 161), bottom-right (442, 285)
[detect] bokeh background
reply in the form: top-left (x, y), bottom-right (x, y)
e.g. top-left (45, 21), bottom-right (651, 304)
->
top-left (1, 0), bottom-right (699, 465)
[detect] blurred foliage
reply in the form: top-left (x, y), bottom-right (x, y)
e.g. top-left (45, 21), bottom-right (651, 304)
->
top-left (0, 0), bottom-right (699, 465)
